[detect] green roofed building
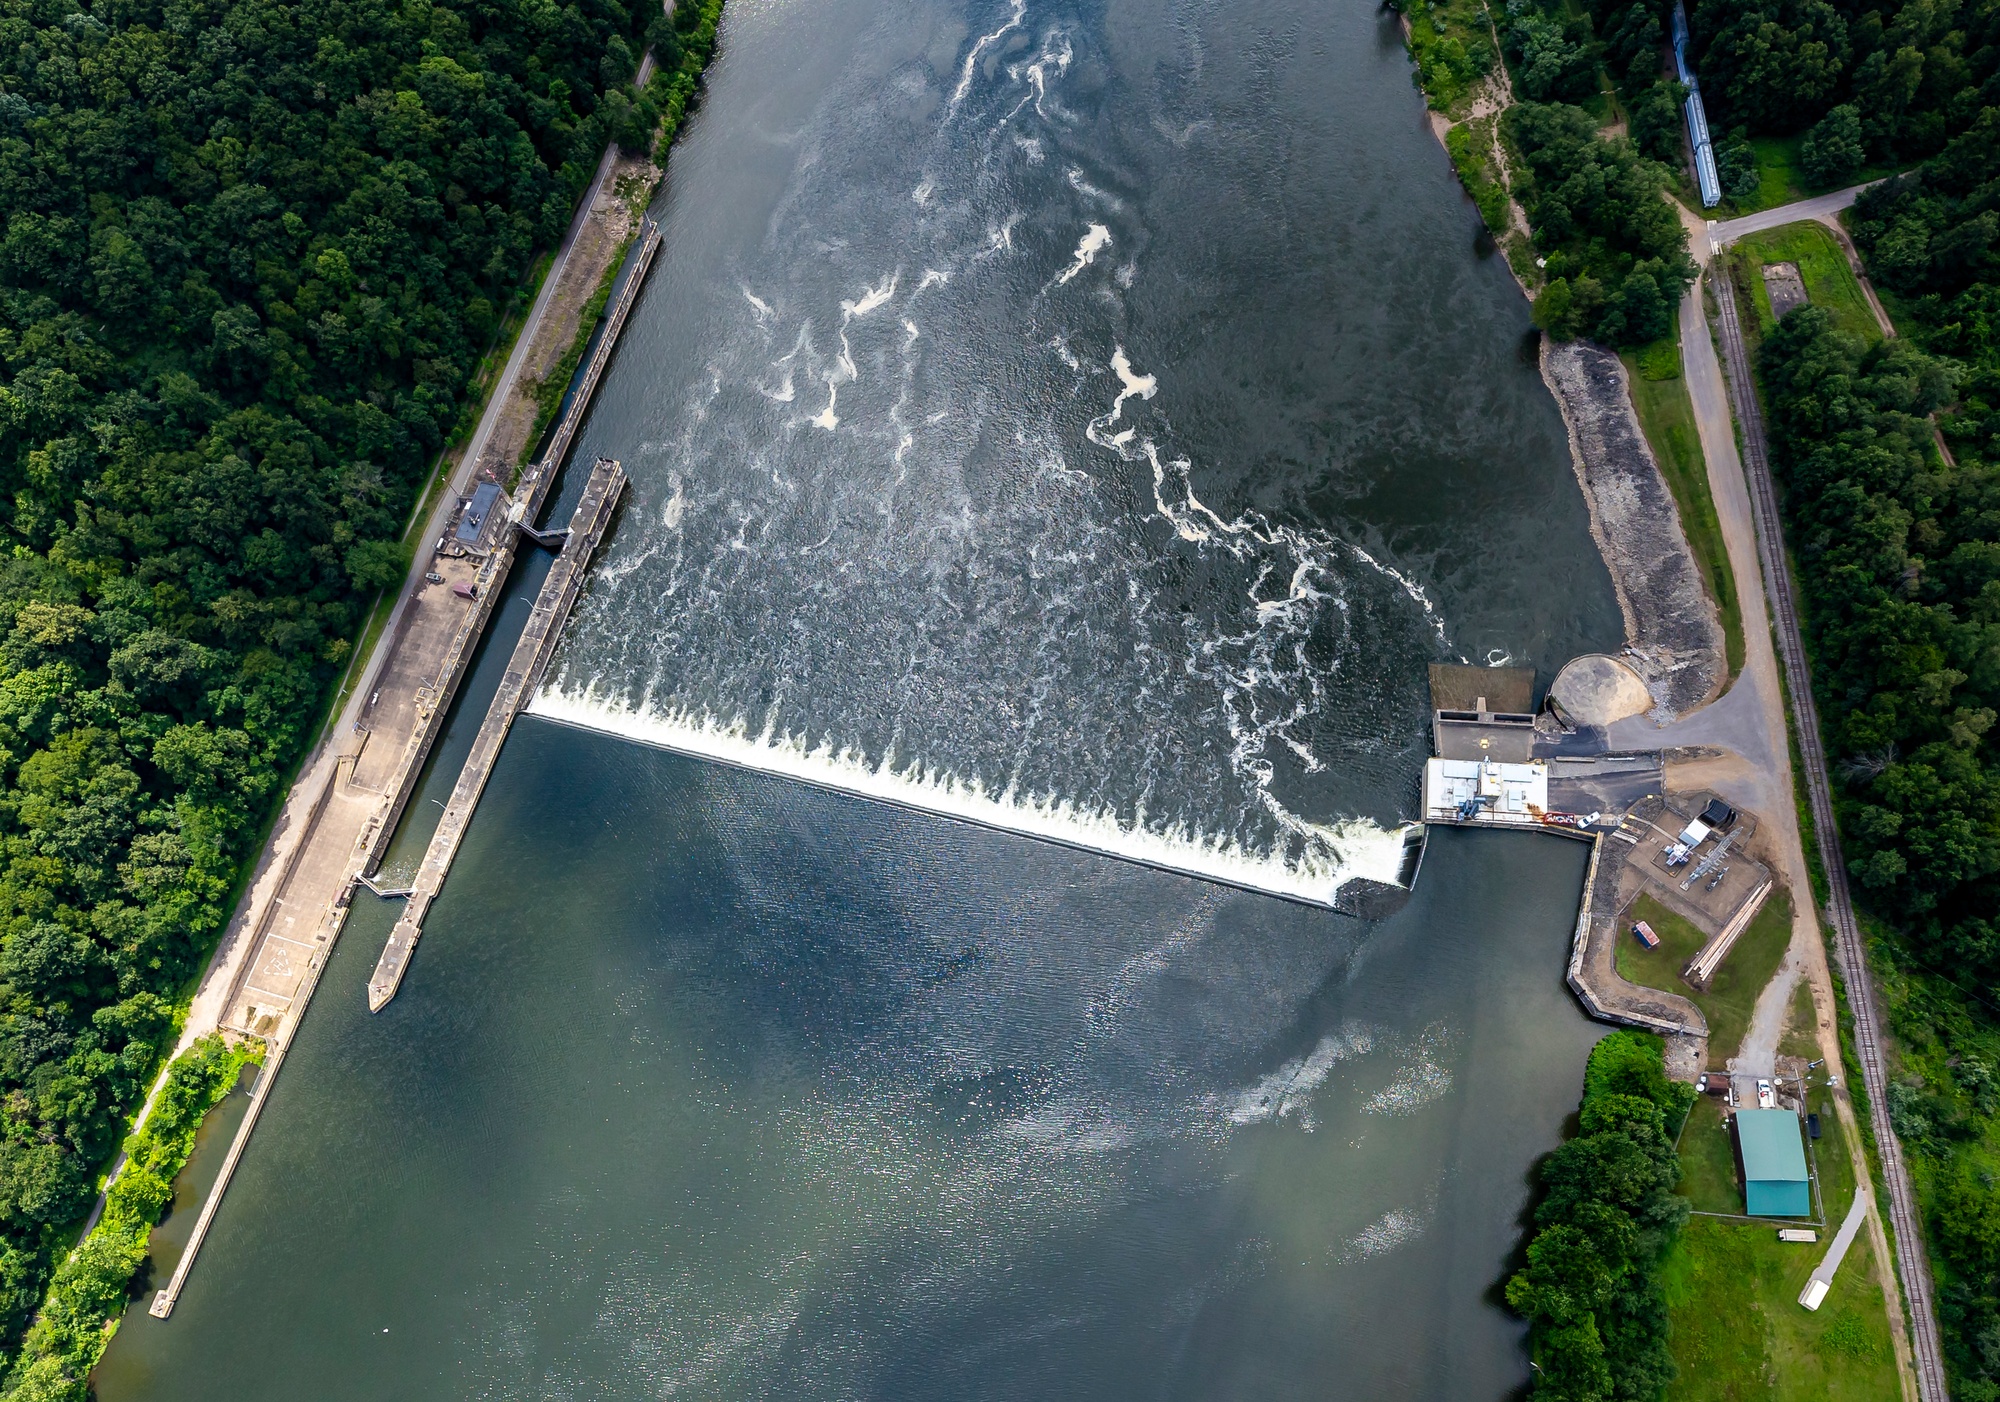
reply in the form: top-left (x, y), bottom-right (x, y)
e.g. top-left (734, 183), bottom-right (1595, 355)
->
top-left (1735, 1108), bottom-right (1811, 1217)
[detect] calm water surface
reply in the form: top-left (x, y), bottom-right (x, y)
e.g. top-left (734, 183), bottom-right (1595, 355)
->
top-left (97, 0), bottom-right (1622, 1392)
top-left (102, 744), bottom-right (1602, 1399)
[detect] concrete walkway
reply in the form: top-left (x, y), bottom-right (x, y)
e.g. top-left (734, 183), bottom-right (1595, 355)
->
top-left (1809, 1185), bottom-right (1874, 1302)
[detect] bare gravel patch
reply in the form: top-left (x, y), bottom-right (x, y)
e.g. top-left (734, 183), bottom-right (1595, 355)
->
top-left (1543, 339), bottom-right (1724, 718)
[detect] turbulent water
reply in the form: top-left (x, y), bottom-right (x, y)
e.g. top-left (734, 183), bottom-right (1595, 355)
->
top-left (531, 0), bottom-right (1620, 901)
top-left (93, 0), bottom-right (1631, 1395)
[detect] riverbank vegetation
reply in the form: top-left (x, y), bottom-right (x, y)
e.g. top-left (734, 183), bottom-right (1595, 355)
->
top-left (1509, 98), bottom-right (1695, 348)
top-left (0, 0), bottom-right (725, 1368)
top-left (1400, 0), bottom-right (1500, 115)
top-left (1393, 0), bottom-right (1698, 347)
top-left (1755, 86), bottom-right (2000, 1393)
top-left (1507, 1031), bottom-right (1695, 1400)
top-left (5, 1036), bottom-right (257, 1399)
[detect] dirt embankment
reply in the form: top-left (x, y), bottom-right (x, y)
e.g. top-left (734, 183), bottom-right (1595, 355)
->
top-left (471, 157), bottom-right (659, 483)
top-left (1542, 340), bottom-right (1724, 718)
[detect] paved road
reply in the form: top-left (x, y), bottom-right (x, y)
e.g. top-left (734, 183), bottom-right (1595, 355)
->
top-left (1706, 180), bottom-right (1880, 249)
top-left (1705, 212), bottom-right (1952, 1402)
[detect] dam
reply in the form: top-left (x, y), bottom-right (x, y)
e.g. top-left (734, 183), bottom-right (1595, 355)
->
top-left (96, 0), bottom-right (1639, 1392)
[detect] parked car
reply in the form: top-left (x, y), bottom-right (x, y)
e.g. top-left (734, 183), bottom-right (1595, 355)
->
top-left (1756, 1078), bottom-right (1775, 1109)
top-left (424, 571), bottom-right (444, 584)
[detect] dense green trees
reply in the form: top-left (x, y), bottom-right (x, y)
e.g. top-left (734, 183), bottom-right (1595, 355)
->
top-left (1799, 103), bottom-right (1866, 186)
top-left (1761, 102), bottom-right (2000, 1382)
top-left (0, 0), bottom-right (721, 1368)
top-left (1505, 100), bottom-right (1695, 346)
top-left (1626, 78), bottom-right (1687, 163)
top-left (1508, 1032), bottom-right (1695, 1402)
top-left (6, 1036), bottom-right (257, 1399)
top-left (1687, 0), bottom-right (1999, 160)
top-left (1723, 10), bottom-right (2000, 1388)
top-left (1504, 0), bottom-right (1601, 103)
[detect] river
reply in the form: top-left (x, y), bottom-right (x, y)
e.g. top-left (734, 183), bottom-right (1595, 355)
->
top-left (95, 0), bottom-right (1623, 1393)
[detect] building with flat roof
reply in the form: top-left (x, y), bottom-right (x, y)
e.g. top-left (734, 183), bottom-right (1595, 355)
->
top-left (1421, 757), bottom-right (1549, 826)
top-left (453, 480), bottom-right (512, 554)
top-left (1735, 1108), bottom-right (1811, 1217)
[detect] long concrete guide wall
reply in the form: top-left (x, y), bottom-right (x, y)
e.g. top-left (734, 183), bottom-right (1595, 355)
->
top-left (367, 458), bottom-right (627, 1011)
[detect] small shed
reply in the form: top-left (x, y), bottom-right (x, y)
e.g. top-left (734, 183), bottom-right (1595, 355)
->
top-left (1735, 1108), bottom-right (1811, 1217)
top-left (1631, 920), bottom-right (1660, 949)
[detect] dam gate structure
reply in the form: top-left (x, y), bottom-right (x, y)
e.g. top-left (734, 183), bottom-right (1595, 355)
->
top-left (147, 221), bottom-right (658, 1322)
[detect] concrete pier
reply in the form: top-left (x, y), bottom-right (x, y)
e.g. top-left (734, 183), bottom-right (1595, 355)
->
top-left (367, 457), bottom-right (626, 1011)
top-left (147, 222), bottom-right (660, 1323)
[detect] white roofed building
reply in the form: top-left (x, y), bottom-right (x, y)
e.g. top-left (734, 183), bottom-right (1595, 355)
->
top-left (1422, 757), bottom-right (1550, 828)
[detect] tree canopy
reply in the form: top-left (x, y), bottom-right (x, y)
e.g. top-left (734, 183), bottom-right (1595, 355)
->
top-left (0, 0), bottom-right (683, 1363)
top-left (1504, 100), bottom-right (1696, 347)
top-left (1508, 1032), bottom-right (1695, 1402)
top-left (1688, 0), bottom-right (2000, 156)
top-left (1763, 96), bottom-right (2000, 1384)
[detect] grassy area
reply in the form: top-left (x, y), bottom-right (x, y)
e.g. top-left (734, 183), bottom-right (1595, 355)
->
top-left (1400, 0), bottom-right (1502, 118)
top-left (1732, 222), bottom-right (1883, 344)
top-left (524, 239), bottom-right (628, 467)
top-left (1615, 888), bottom-right (1795, 1058)
top-left (1623, 340), bottom-right (1745, 680)
top-left (1715, 137), bottom-right (1900, 218)
top-left (1679, 1094), bottom-right (1743, 1213)
top-left (1445, 117), bottom-right (1510, 237)
top-left (1726, 135), bottom-right (1810, 215)
top-left (1663, 1098), bottom-right (1898, 1401)
top-left (1811, 1093), bottom-right (1858, 1228)
top-left (1779, 978), bottom-right (1819, 1061)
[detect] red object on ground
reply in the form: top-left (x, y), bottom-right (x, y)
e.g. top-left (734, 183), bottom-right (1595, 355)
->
top-left (1631, 920), bottom-right (1660, 948)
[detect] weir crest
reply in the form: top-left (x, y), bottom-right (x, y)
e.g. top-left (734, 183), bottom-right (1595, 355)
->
top-left (526, 685), bottom-right (1419, 910)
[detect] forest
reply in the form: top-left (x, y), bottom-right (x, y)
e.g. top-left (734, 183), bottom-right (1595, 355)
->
top-left (0, 0), bottom-right (719, 1375)
top-left (1506, 1033), bottom-right (1695, 1401)
top-left (1686, 0), bottom-right (2000, 1394)
top-left (1762, 123), bottom-right (2000, 1402)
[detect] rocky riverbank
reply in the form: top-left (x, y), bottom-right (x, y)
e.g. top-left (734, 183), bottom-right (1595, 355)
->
top-left (1543, 339), bottom-right (1724, 718)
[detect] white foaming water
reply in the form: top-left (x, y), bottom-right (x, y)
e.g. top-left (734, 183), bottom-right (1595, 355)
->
top-left (1055, 223), bottom-right (1112, 284)
top-left (538, 0), bottom-right (1454, 919)
top-left (526, 690), bottom-right (1417, 907)
top-left (1218, 1027), bottom-right (1375, 1129)
top-left (1004, 29), bottom-right (1073, 124)
top-left (948, 0), bottom-right (1026, 111)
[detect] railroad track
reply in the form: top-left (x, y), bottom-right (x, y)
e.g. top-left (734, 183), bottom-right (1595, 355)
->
top-left (1708, 259), bottom-right (1951, 1401)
